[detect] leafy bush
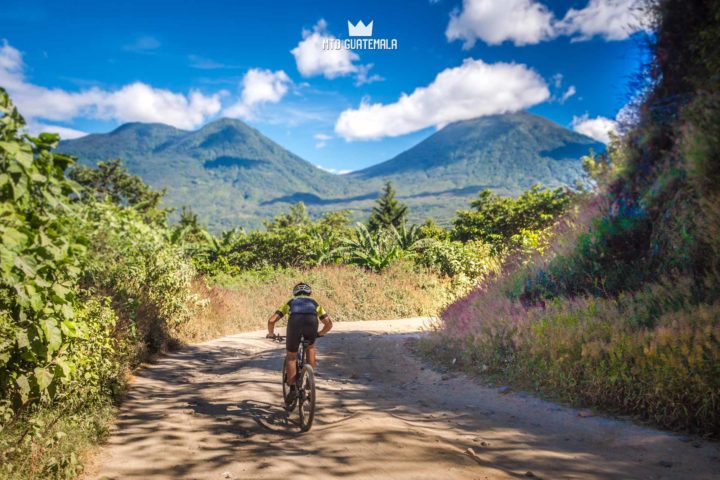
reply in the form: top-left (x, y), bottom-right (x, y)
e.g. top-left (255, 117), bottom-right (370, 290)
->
top-left (0, 89), bottom-right (198, 478)
top-left (70, 159), bottom-right (169, 227)
top-left (415, 239), bottom-right (498, 281)
top-left (452, 185), bottom-right (572, 253)
top-left (338, 223), bottom-right (403, 273)
top-left (188, 203), bottom-right (351, 275)
top-left (0, 88), bottom-right (85, 410)
top-left (70, 202), bottom-right (198, 360)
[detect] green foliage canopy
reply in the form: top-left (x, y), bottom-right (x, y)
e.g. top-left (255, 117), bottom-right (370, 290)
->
top-left (452, 185), bottom-right (572, 253)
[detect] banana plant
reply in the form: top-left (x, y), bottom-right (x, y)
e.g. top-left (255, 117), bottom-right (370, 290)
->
top-left (338, 223), bottom-right (402, 273)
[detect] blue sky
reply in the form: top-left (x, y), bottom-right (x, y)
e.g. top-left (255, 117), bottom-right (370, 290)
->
top-left (0, 0), bottom-right (649, 172)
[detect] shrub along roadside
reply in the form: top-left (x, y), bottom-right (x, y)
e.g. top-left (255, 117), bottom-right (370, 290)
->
top-left (418, 280), bottom-right (720, 432)
top-left (420, 0), bottom-right (720, 436)
top-left (0, 89), bottom-right (198, 479)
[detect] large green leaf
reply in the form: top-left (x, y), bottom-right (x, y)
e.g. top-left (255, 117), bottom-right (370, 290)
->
top-left (34, 367), bottom-right (53, 392)
top-left (1, 226), bottom-right (28, 249)
top-left (41, 318), bottom-right (63, 353)
top-left (15, 374), bottom-right (31, 401)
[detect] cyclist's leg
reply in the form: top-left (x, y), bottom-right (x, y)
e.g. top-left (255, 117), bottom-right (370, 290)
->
top-left (286, 316), bottom-right (302, 386)
top-left (286, 352), bottom-right (298, 385)
top-left (302, 315), bottom-right (319, 368)
top-left (306, 344), bottom-right (316, 368)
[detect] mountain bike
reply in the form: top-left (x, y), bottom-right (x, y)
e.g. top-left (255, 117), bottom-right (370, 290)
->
top-left (270, 334), bottom-right (316, 432)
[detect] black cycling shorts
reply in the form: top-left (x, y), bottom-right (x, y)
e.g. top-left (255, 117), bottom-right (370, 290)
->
top-left (286, 314), bottom-right (318, 353)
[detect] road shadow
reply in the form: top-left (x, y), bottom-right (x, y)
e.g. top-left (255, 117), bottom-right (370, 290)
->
top-left (99, 328), bottom-right (720, 479)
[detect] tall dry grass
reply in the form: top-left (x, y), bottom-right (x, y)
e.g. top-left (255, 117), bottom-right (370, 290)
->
top-left (178, 262), bottom-right (458, 342)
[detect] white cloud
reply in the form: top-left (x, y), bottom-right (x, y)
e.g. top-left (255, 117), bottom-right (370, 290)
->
top-left (224, 69), bottom-right (292, 119)
top-left (0, 40), bottom-right (221, 130)
top-left (26, 122), bottom-right (87, 139)
top-left (335, 58), bottom-right (549, 141)
top-left (314, 133), bottom-right (332, 149)
top-left (316, 164), bottom-right (351, 174)
top-left (446, 0), bottom-right (649, 47)
top-left (291, 20), bottom-right (359, 78)
top-left (446, 0), bottom-right (556, 47)
top-left (571, 113), bottom-right (617, 143)
top-left (354, 64), bottom-right (383, 86)
top-left (290, 20), bottom-right (379, 84)
top-left (560, 85), bottom-right (576, 103)
top-left (558, 0), bottom-right (649, 41)
top-left (188, 54), bottom-right (239, 70)
top-left (123, 35), bottom-right (161, 53)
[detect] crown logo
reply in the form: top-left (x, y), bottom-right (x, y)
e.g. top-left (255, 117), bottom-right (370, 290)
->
top-left (348, 20), bottom-right (373, 37)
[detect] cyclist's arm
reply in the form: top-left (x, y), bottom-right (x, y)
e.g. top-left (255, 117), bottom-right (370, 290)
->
top-left (318, 315), bottom-right (333, 337)
top-left (317, 304), bottom-right (333, 337)
top-left (267, 302), bottom-right (290, 337)
top-left (267, 312), bottom-right (282, 337)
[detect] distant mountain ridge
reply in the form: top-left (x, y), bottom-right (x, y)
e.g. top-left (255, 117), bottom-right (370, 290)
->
top-left (350, 112), bottom-right (602, 194)
top-left (59, 113), bottom-right (603, 231)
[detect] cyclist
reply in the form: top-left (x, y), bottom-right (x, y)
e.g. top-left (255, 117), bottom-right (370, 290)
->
top-left (266, 282), bottom-right (333, 404)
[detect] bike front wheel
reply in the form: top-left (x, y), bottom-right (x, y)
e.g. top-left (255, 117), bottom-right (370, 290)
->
top-left (298, 365), bottom-right (316, 432)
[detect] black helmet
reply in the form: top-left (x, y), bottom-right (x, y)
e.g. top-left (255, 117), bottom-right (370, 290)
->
top-left (293, 282), bottom-right (312, 296)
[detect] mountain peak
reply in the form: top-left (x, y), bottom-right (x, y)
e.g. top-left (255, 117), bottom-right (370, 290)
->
top-left (109, 121), bottom-right (186, 135)
top-left (350, 111), bottom-right (604, 192)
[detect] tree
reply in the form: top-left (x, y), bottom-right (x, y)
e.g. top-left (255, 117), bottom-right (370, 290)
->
top-left (70, 159), bottom-right (169, 226)
top-left (169, 206), bottom-right (212, 245)
top-left (368, 181), bottom-right (408, 232)
top-left (264, 202), bottom-right (310, 230)
top-left (452, 185), bottom-right (571, 252)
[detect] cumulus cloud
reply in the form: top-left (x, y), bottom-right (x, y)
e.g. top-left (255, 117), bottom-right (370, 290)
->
top-left (224, 68), bottom-right (292, 119)
top-left (290, 20), bottom-right (379, 84)
top-left (0, 40), bottom-right (221, 130)
top-left (571, 113), bottom-right (617, 143)
top-left (335, 58), bottom-right (549, 141)
top-left (447, 0), bottom-right (556, 47)
top-left (291, 20), bottom-right (358, 78)
top-left (558, 0), bottom-right (649, 41)
top-left (446, 0), bottom-right (649, 47)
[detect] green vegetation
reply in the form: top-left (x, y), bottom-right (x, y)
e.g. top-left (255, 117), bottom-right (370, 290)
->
top-left (367, 181), bottom-right (408, 232)
top-left (420, 0), bottom-right (720, 435)
top-left (2, 83), bottom-right (574, 477)
top-left (452, 185), bottom-right (572, 254)
top-left (181, 262), bottom-right (459, 343)
top-left (0, 89), bottom-right (198, 478)
top-left (58, 111), bottom-right (603, 231)
top-left (6, 2), bottom-right (714, 471)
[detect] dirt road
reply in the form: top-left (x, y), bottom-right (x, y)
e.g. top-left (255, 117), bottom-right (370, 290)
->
top-left (90, 318), bottom-right (719, 479)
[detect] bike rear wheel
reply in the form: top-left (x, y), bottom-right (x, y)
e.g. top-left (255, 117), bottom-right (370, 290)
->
top-left (298, 365), bottom-right (316, 432)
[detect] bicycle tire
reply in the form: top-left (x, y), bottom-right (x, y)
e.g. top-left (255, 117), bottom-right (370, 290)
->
top-left (298, 365), bottom-right (316, 432)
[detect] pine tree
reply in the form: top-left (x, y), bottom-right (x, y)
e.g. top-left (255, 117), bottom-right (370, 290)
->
top-left (368, 181), bottom-right (408, 231)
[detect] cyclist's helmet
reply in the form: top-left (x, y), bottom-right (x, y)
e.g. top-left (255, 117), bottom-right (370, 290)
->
top-left (293, 282), bottom-right (312, 296)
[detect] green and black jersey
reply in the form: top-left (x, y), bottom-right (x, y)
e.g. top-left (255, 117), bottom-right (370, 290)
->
top-left (275, 296), bottom-right (328, 320)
